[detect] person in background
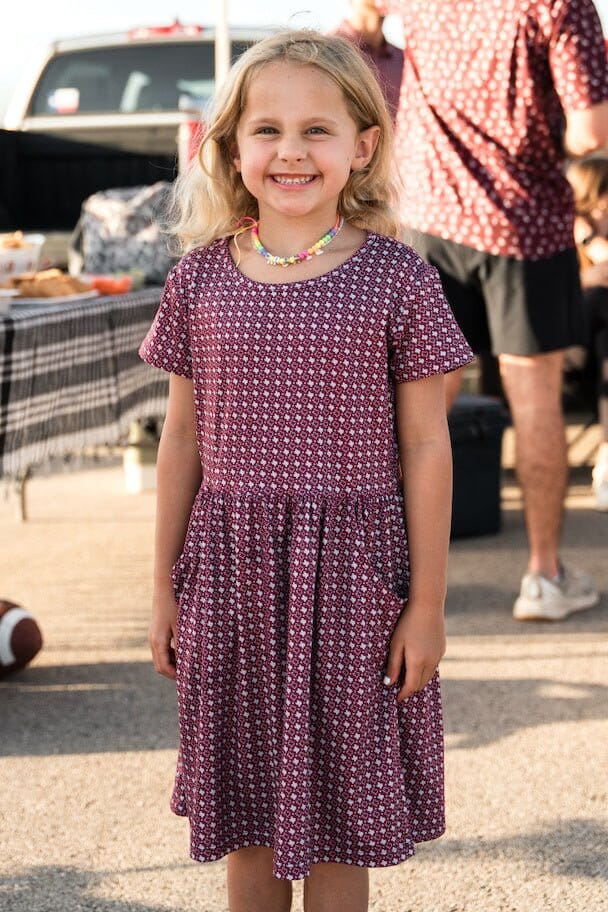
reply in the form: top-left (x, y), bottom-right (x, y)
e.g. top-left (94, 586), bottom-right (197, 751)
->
top-left (333, 0), bottom-right (403, 123)
top-left (567, 155), bottom-right (608, 511)
top-left (384, 0), bottom-right (608, 621)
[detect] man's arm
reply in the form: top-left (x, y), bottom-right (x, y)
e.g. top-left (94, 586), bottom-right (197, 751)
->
top-left (564, 100), bottom-right (608, 157)
top-left (549, 0), bottom-right (608, 156)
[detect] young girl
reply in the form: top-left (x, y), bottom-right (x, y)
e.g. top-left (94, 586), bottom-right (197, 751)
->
top-left (140, 30), bottom-right (472, 912)
top-left (567, 155), bottom-right (608, 511)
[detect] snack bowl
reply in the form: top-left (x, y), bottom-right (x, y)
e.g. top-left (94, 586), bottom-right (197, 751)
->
top-left (0, 233), bottom-right (46, 277)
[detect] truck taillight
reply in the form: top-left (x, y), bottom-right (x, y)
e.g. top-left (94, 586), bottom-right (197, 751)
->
top-left (128, 20), bottom-right (203, 40)
top-left (178, 120), bottom-right (206, 173)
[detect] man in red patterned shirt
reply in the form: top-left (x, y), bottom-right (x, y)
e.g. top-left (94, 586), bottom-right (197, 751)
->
top-left (385, 0), bottom-right (608, 620)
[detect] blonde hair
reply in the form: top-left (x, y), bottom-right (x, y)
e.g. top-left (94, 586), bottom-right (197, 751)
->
top-left (168, 29), bottom-right (399, 253)
top-left (567, 155), bottom-right (608, 217)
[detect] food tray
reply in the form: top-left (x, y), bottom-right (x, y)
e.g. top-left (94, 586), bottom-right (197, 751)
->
top-left (10, 290), bottom-right (100, 305)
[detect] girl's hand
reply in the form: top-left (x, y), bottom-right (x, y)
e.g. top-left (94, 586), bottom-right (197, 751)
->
top-left (149, 589), bottom-right (179, 680)
top-left (383, 602), bottom-right (446, 702)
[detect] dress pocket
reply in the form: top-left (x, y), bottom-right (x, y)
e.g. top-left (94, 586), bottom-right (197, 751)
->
top-left (351, 531), bottom-right (408, 671)
top-left (171, 492), bottom-right (209, 609)
top-left (353, 498), bottom-right (409, 598)
top-left (354, 534), bottom-right (407, 609)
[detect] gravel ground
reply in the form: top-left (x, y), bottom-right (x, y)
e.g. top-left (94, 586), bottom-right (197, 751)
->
top-left (1, 466), bottom-right (606, 912)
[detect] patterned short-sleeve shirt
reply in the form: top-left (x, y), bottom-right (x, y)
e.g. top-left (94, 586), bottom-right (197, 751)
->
top-left (383, 0), bottom-right (608, 260)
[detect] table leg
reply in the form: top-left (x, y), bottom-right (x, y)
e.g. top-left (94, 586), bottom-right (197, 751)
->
top-left (14, 468), bottom-right (31, 522)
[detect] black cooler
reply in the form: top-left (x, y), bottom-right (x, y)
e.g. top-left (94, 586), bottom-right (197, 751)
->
top-left (448, 394), bottom-right (510, 538)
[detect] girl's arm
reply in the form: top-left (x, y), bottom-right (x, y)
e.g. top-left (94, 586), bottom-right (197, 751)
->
top-left (384, 373), bottom-right (451, 701)
top-left (150, 373), bottom-right (202, 679)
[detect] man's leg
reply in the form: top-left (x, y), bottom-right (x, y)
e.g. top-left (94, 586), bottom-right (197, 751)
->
top-left (498, 351), bottom-right (566, 578)
top-left (499, 351), bottom-right (599, 620)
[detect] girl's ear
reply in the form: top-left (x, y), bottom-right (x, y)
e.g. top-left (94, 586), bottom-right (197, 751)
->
top-left (230, 142), bottom-right (241, 172)
top-left (351, 125), bottom-right (381, 172)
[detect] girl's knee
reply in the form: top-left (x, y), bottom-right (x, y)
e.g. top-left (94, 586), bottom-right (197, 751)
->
top-left (229, 844), bottom-right (275, 867)
top-left (304, 862), bottom-right (369, 912)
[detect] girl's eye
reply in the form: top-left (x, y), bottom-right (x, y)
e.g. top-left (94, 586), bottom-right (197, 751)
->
top-left (255, 126), bottom-right (278, 135)
top-left (307, 127), bottom-right (328, 135)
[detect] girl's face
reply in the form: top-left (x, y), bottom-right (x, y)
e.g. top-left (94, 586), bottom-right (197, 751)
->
top-left (233, 61), bottom-right (379, 225)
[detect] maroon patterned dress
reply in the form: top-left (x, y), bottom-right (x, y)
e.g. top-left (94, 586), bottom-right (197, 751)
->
top-left (140, 232), bottom-right (473, 880)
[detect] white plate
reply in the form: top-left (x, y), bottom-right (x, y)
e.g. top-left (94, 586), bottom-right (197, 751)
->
top-left (10, 290), bottom-right (100, 305)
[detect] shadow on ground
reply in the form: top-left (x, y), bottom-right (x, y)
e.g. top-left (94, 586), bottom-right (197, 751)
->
top-left (446, 586), bottom-right (608, 637)
top-left (0, 662), bottom-right (177, 757)
top-left (434, 818), bottom-right (608, 880)
top-left (2, 819), bottom-right (606, 912)
top-left (441, 675), bottom-right (608, 749)
top-left (0, 863), bottom-right (196, 912)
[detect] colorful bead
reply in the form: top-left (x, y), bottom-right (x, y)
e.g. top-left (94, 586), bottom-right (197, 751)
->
top-left (249, 214), bottom-right (344, 267)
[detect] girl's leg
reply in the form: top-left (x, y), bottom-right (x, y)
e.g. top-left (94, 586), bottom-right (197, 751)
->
top-left (303, 862), bottom-right (369, 912)
top-left (227, 847), bottom-right (292, 912)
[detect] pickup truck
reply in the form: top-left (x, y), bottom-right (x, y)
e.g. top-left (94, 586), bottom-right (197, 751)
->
top-left (4, 20), bottom-right (272, 155)
top-left (1, 21), bottom-right (271, 262)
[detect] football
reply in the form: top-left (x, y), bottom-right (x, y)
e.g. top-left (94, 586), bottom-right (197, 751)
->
top-left (0, 599), bottom-right (43, 677)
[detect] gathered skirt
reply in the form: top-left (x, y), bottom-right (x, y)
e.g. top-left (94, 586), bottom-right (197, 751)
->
top-left (170, 487), bottom-right (445, 881)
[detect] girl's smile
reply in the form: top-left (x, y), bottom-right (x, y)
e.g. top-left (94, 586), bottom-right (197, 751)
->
top-left (271, 174), bottom-right (318, 187)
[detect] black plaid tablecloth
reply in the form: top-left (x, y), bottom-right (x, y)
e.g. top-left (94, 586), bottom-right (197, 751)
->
top-left (0, 289), bottom-right (168, 479)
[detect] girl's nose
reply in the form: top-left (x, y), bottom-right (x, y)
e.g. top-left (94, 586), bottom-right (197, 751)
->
top-left (277, 135), bottom-right (306, 162)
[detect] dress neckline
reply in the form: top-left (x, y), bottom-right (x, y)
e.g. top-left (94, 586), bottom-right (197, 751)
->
top-left (219, 231), bottom-right (376, 289)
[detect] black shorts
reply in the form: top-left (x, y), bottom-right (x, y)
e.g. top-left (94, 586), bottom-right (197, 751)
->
top-left (407, 230), bottom-right (583, 357)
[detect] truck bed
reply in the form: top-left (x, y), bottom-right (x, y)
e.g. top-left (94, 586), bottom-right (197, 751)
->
top-left (0, 128), bottom-right (176, 236)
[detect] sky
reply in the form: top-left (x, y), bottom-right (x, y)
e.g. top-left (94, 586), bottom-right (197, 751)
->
top-left (1, 0), bottom-right (608, 118)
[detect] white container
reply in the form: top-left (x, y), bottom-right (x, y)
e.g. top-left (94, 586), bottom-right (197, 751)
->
top-left (0, 234), bottom-right (45, 277)
top-left (123, 421), bottom-right (158, 494)
top-left (0, 289), bottom-right (20, 313)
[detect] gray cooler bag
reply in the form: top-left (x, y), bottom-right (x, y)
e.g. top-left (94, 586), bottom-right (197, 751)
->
top-left (69, 182), bottom-right (175, 284)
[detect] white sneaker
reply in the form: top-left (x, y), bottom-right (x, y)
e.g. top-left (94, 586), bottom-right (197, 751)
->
top-left (592, 444), bottom-right (608, 512)
top-left (513, 566), bottom-right (600, 621)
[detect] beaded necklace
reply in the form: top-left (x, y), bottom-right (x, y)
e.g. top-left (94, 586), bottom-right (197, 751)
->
top-left (250, 214), bottom-right (344, 267)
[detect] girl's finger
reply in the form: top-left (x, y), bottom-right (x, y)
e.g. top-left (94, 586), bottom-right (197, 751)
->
top-left (421, 663), bottom-right (438, 690)
top-left (156, 648), bottom-right (176, 680)
top-left (397, 660), bottom-right (426, 702)
top-left (383, 643), bottom-right (405, 687)
top-left (151, 635), bottom-right (176, 679)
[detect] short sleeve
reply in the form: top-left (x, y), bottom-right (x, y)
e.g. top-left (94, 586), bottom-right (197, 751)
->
top-left (139, 265), bottom-right (193, 378)
top-left (549, 0), bottom-right (608, 111)
top-left (388, 257), bottom-right (474, 384)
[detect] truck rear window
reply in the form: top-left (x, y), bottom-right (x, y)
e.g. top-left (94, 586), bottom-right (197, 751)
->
top-left (29, 41), bottom-right (253, 116)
